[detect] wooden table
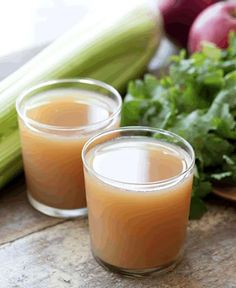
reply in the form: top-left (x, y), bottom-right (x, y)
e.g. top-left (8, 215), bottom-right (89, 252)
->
top-left (0, 177), bottom-right (236, 288)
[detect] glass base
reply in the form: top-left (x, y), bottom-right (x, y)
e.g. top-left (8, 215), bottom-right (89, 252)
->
top-left (93, 252), bottom-right (182, 278)
top-left (28, 193), bottom-right (88, 218)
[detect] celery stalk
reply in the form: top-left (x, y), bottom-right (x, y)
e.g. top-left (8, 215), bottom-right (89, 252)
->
top-left (0, 160), bottom-right (23, 188)
top-left (0, 131), bottom-right (21, 169)
top-left (0, 1), bottom-right (162, 189)
top-left (0, 131), bottom-right (22, 188)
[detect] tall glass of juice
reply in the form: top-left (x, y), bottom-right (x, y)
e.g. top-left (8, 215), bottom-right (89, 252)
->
top-left (16, 79), bottom-right (121, 218)
top-left (82, 127), bottom-right (195, 277)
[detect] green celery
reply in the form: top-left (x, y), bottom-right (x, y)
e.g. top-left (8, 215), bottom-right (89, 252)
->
top-left (0, 2), bottom-right (162, 189)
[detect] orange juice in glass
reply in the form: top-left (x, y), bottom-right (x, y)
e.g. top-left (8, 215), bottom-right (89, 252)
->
top-left (82, 127), bottom-right (195, 276)
top-left (16, 79), bottom-right (121, 218)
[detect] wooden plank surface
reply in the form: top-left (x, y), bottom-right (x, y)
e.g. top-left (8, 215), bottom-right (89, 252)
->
top-left (0, 177), bottom-right (65, 246)
top-left (0, 178), bottom-right (236, 288)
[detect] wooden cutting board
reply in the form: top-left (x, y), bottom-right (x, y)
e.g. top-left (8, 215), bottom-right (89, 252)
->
top-left (213, 185), bottom-right (236, 202)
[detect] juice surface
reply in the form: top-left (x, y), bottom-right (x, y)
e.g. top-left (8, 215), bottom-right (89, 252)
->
top-left (27, 97), bottom-right (110, 127)
top-left (84, 138), bottom-right (193, 269)
top-left (90, 139), bottom-right (187, 183)
top-left (20, 89), bottom-right (119, 210)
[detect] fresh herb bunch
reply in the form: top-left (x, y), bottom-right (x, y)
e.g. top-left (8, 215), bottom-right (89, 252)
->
top-left (121, 33), bottom-right (236, 219)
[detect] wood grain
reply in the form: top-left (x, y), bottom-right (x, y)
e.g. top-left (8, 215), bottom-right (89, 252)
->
top-left (0, 178), bottom-right (65, 245)
top-left (213, 185), bottom-right (236, 202)
top-left (0, 179), bottom-right (236, 288)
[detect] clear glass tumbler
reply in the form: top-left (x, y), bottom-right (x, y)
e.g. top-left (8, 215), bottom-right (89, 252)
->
top-left (16, 78), bottom-right (121, 218)
top-left (82, 127), bottom-right (195, 277)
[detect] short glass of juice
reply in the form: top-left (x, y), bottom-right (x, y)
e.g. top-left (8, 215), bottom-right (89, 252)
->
top-left (82, 127), bottom-right (195, 277)
top-left (16, 78), bottom-right (122, 218)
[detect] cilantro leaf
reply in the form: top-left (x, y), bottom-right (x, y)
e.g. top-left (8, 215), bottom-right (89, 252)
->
top-left (121, 33), bottom-right (236, 219)
top-left (189, 196), bottom-right (208, 220)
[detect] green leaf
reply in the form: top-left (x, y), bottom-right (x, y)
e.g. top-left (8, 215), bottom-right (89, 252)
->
top-left (121, 33), bottom-right (236, 219)
top-left (220, 154), bottom-right (236, 184)
top-left (200, 134), bottom-right (233, 167)
top-left (192, 176), bottom-right (212, 199)
top-left (189, 196), bottom-right (208, 220)
top-left (202, 41), bottom-right (221, 61)
top-left (224, 71), bottom-right (236, 88)
top-left (227, 31), bottom-right (236, 57)
top-left (121, 99), bottom-right (150, 126)
top-left (211, 171), bottom-right (232, 181)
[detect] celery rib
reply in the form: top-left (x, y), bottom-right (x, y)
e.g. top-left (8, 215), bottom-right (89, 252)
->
top-left (0, 2), bottom-right (162, 189)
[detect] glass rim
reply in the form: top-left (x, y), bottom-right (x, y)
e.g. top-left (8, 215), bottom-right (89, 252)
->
top-left (16, 78), bottom-right (122, 132)
top-left (82, 126), bottom-right (195, 190)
